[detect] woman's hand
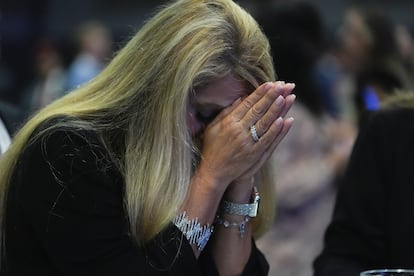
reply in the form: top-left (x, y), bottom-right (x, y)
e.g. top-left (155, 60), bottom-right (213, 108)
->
top-left (181, 81), bottom-right (295, 258)
top-left (197, 81), bottom-right (295, 195)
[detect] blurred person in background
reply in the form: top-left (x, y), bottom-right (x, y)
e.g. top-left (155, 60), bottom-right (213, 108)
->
top-left (0, 0), bottom-right (49, 105)
top-left (313, 32), bottom-right (358, 124)
top-left (0, 116), bottom-right (11, 156)
top-left (0, 101), bottom-right (25, 138)
top-left (256, 2), bottom-right (356, 275)
top-left (20, 39), bottom-right (67, 117)
top-left (0, 0), bottom-right (296, 275)
top-left (395, 24), bottom-right (414, 80)
top-left (66, 20), bottom-right (112, 90)
top-left (338, 4), bottom-right (414, 127)
top-left (314, 92), bottom-right (414, 275)
top-left (0, 108), bottom-right (22, 161)
top-left (257, 0), bottom-right (354, 219)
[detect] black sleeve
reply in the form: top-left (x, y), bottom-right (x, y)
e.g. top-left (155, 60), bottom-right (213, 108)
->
top-left (199, 239), bottom-right (269, 276)
top-left (239, 240), bottom-right (269, 276)
top-left (12, 128), bottom-right (202, 275)
top-left (314, 109), bottom-right (414, 275)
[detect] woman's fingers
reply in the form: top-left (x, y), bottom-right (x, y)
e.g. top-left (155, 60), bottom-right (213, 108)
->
top-left (231, 82), bottom-right (276, 120)
top-left (239, 83), bottom-right (285, 128)
top-left (198, 80), bottom-right (295, 186)
top-left (212, 97), bottom-right (242, 123)
top-left (279, 93), bottom-right (296, 119)
top-left (280, 82), bottom-right (295, 98)
top-left (267, 117), bottom-right (294, 152)
top-left (258, 117), bottom-right (294, 166)
top-left (278, 82), bottom-right (296, 117)
top-left (247, 82), bottom-right (295, 138)
top-left (241, 117), bottom-right (294, 178)
top-left (253, 95), bottom-right (285, 138)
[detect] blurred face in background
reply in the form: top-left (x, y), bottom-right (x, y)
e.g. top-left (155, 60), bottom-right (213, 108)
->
top-left (78, 22), bottom-right (112, 61)
top-left (340, 8), bottom-right (372, 70)
top-left (395, 24), bottom-right (414, 60)
top-left (35, 45), bottom-right (61, 77)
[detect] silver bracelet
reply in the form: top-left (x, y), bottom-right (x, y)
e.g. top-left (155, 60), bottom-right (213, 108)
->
top-left (222, 186), bottom-right (260, 217)
top-left (172, 211), bottom-right (213, 251)
top-left (215, 215), bottom-right (251, 238)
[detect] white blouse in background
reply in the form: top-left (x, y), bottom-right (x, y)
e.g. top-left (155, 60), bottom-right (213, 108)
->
top-left (0, 118), bottom-right (11, 155)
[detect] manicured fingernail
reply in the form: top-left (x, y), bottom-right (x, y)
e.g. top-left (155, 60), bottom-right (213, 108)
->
top-left (275, 82), bottom-right (284, 92)
top-left (286, 83), bottom-right (296, 89)
top-left (264, 82), bottom-right (273, 90)
top-left (275, 117), bottom-right (284, 126)
top-left (286, 117), bottom-right (294, 124)
top-left (275, 95), bottom-right (284, 106)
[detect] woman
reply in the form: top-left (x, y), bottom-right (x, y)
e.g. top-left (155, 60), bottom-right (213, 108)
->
top-left (0, 0), bottom-right (295, 275)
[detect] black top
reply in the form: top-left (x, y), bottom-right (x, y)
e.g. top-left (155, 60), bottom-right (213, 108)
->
top-left (314, 108), bottom-right (414, 275)
top-left (2, 121), bottom-right (269, 275)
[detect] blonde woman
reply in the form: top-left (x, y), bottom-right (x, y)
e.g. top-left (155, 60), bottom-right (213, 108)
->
top-left (0, 0), bottom-right (295, 275)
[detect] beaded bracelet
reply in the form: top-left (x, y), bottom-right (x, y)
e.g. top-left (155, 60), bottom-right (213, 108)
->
top-left (172, 211), bottom-right (213, 251)
top-left (215, 215), bottom-right (251, 238)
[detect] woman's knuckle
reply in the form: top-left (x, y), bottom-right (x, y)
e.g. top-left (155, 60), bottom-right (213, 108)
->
top-left (251, 105), bottom-right (264, 118)
top-left (255, 119), bottom-right (268, 133)
top-left (242, 98), bottom-right (254, 109)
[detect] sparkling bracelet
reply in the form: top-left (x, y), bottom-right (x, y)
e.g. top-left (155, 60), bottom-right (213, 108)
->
top-left (172, 211), bottom-right (213, 251)
top-left (222, 186), bottom-right (260, 217)
top-left (215, 215), bottom-right (251, 238)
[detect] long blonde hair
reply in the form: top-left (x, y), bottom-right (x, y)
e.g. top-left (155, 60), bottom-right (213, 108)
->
top-left (0, 0), bottom-right (276, 245)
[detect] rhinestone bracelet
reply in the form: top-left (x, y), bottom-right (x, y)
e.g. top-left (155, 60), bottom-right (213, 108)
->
top-left (222, 186), bottom-right (260, 217)
top-left (215, 215), bottom-right (251, 238)
top-left (172, 211), bottom-right (213, 251)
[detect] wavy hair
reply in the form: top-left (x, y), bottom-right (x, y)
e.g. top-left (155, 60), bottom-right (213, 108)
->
top-left (0, 0), bottom-right (276, 246)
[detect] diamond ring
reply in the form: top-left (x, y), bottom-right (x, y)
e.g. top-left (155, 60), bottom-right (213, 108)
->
top-left (250, 125), bottom-right (259, 142)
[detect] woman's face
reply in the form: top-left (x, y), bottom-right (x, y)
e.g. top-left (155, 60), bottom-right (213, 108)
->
top-left (187, 75), bottom-right (248, 137)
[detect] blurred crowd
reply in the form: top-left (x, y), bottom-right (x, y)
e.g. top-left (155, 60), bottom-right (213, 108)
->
top-left (1, 0), bottom-right (414, 275)
top-left (0, 18), bottom-right (113, 135)
top-left (253, 1), bottom-right (414, 275)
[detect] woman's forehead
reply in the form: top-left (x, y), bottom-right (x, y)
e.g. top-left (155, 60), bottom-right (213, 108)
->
top-left (194, 76), bottom-right (248, 104)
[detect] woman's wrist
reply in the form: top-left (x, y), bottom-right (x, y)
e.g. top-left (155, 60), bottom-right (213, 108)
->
top-left (193, 164), bottom-right (229, 197)
top-left (223, 177), bottom-right (255, 203)
top-left (214, 214), bottom-right (251, 238)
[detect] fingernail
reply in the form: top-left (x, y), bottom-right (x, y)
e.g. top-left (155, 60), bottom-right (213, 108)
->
top-left (275, 117), bottom-right (283, 126)
top-left (275, 82), bottom-right (284, 92)
top-left (275, 95), bottom-right (284, 106)
top-left (286, 83), bottom-right (296, 89)
top-left (264, 82), bottom-right (273, 90)
top-left (286, 117), bottom-right (294, 124)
